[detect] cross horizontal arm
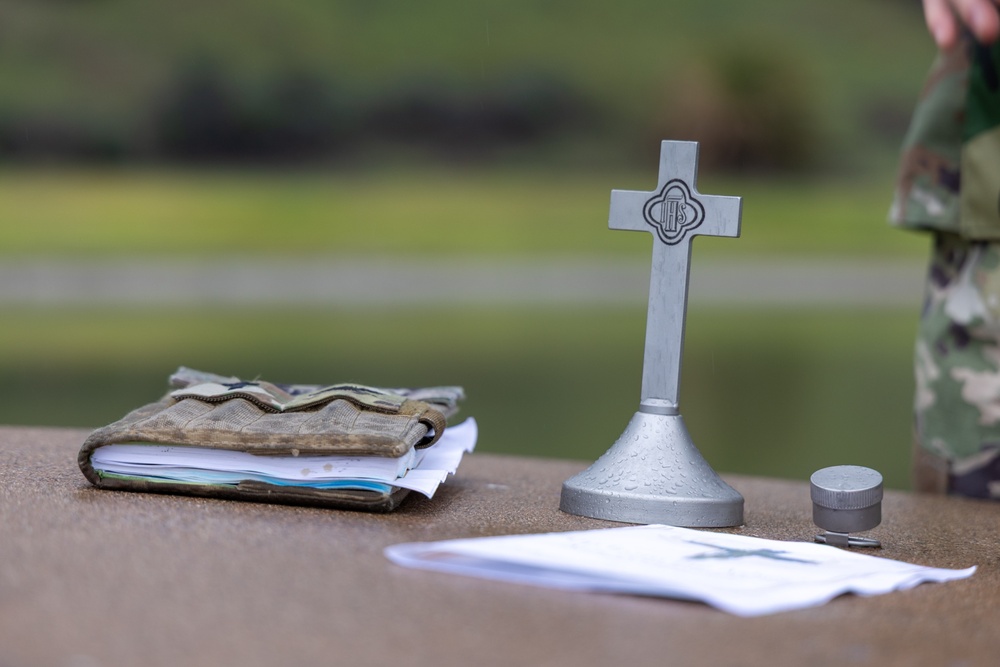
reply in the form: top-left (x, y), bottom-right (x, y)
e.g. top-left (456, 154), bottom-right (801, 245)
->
top-left (609, 190), bottom-right (651, 232)
top-left (696, 195), bottom-right (742, 239)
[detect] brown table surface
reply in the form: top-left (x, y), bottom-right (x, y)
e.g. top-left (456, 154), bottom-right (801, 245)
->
top-left (1, 425), bottom-right (998, 667)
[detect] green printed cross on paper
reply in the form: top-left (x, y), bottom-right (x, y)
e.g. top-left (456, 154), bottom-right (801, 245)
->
top-left (686, 541), bottom-right (817, 564)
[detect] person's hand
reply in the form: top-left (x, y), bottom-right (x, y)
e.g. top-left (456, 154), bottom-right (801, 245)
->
top-left (924, 0), bottom-right (1000, 48)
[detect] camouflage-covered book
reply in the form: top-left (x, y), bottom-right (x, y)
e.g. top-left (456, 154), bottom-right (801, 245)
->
top-left (78, 367), bottom-right (473, 512)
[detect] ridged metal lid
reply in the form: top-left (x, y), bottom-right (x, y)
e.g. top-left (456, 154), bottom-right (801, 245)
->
top-left (810, 465), bottom-right (883, 510)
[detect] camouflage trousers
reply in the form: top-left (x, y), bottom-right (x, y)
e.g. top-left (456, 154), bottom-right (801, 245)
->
top-left (915, 232), bottom-right (1000, 498)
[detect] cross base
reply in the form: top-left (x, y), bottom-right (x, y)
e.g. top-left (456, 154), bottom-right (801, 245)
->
top-left (559, 412), bottom-right (744, 527)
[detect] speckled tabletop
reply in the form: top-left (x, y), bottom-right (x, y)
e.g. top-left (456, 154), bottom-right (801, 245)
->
top-left (1, 426), bottom-right (998, 667)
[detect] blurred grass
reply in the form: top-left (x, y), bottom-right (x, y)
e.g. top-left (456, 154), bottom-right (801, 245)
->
top-left (0, 305), bottom-right (918, 490)
top-left (0, 167), bottom-right (928, 258)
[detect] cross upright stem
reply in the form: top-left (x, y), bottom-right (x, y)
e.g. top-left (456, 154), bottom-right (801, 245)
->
top-left (639, 242), bottom-right (693, 415)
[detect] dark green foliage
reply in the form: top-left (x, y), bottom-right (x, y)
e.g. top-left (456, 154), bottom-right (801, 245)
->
top-left (652, 45), bottom-right (822, 172)
top-left (361, 71), bottom-right (595, 159)
top-left (150, 61), bottom-right (595, 163)
top-left (154, 62), bottom-right (352, 163)
top-left (0, 0), bottom-right (933, 171)
top-left (0, 113), bottom-right (130, 162)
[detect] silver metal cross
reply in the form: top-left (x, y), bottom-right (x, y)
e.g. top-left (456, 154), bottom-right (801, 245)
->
top-left (609, 141), bottom-right (741, 414)
top-left (560, 141), bottom-right (744, 527)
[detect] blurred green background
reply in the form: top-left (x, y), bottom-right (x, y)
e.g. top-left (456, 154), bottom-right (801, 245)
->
top-left (1, 0), bottom-right (939, 489)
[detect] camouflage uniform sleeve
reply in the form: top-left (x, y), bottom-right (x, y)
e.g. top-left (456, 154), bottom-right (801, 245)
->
top-left (891, 39), bottom-right (1000, 239)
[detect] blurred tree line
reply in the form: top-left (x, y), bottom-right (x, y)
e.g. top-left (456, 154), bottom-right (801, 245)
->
top-left (0, 61), bottom-right (601, 165)
top-left (0, 53), bottom-right (832, 172)
top-left (150, 63), bottom-right (596, 163)
top-left (0, 0), bottom-right (930, 173)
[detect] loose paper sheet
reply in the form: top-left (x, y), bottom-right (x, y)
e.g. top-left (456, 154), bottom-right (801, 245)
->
top-left (92, 418), bottom-right (477, 498)
top-left (385, 524), bottom-right (975, 616)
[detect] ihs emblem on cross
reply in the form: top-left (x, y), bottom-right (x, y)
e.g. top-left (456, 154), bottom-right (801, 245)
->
top-left (641, 179), bottom-right (706, 245)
